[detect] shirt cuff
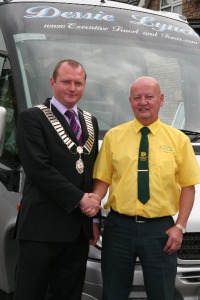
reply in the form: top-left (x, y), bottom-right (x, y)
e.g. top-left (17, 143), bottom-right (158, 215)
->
top-left (93, 218), bottom-right (100, 223)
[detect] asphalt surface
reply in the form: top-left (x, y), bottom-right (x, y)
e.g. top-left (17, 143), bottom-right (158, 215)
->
top-left (0, 291), bottom-right (13, 300)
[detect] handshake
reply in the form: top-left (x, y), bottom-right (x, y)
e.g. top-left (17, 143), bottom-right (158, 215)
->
top-left (79, 193), bottom-right (101, 217)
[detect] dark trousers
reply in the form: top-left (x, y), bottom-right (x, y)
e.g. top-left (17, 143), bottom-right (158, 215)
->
top-left (102, 211), bottom-right (177, 300)
top-left (14, 233), bottom-right (89, 300)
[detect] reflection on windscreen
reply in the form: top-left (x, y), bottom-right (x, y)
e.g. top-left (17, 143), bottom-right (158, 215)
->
top-left (15, 34), bottom-right (200, 135)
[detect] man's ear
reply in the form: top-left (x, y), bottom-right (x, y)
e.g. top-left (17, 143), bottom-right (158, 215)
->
top-left (160, 93), bottom-right (164, 107)
top-left (50, 77), bottom-right (55, 88)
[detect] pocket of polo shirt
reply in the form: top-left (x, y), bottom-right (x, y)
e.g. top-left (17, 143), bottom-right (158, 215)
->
top-left (154, 152), bottom-right (177, 178)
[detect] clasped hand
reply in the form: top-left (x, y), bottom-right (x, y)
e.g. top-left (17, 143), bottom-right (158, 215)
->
top-left (79, 193), bottom-right (101, 217)
top-left (163, 225), bottom-right (183, 255)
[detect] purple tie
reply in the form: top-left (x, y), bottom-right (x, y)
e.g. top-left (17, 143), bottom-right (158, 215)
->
top-left (65, 110), bottom-right (82, 145)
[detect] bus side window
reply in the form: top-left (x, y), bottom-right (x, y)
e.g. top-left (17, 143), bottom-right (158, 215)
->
top-left (0, 57), bottom-right (19, 166)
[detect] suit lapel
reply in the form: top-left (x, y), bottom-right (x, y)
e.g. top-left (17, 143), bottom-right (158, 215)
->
top-left (78, 109), bottom-right (89, 145)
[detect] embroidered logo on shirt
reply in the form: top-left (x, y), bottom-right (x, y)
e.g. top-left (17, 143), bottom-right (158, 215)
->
top-left (160, 145), bottom-right (174, 153)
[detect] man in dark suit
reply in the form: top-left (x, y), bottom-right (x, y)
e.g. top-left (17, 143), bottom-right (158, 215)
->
top-left (14, 59), bottom-right (100, 300)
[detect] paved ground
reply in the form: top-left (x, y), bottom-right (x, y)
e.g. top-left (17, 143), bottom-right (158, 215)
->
top-left (0, 291), bottom-right (13, 300)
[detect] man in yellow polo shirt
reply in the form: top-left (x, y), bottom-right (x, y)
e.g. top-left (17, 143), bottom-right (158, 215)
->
top-left (92, 76), bottom-right (200, 300)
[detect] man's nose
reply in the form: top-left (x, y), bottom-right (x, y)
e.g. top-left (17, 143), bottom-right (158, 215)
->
top-left (69, 82), bottom-right (76, 90)
top-left (140, 96), bottom-right (148, 104)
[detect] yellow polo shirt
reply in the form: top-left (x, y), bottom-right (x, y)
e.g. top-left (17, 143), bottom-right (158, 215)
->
top-left (93, 119), bottom-right (200, 217)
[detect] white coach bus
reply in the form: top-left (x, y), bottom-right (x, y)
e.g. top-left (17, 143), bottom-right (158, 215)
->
top-left (0, 0), bottom-right (200, 299)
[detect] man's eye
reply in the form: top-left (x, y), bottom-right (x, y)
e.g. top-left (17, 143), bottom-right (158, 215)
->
top-left (76, 82), bottom-right (83, 87)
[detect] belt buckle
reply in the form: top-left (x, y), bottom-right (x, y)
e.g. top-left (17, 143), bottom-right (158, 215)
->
top-left (135, 216), bottom-right (145, 223)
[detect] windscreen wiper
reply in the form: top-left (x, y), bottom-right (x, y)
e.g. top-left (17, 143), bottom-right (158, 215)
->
top-left (0, 50), bottom-right (8, 58)
top-left (180, 129), bottom-right (200, 142)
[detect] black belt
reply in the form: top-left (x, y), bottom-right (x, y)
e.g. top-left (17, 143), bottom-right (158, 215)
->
top-left (110, 208), bottom-right (171, 223)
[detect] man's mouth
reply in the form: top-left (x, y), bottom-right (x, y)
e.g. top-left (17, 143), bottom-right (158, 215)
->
top-left (139, 108), bottom-right (148, 112)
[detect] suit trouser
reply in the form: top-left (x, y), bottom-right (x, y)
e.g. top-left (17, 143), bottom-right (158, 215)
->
top-left (14, 232), bottom-right (89, 300)
top-left (101, 211), bottom-right (177, 300)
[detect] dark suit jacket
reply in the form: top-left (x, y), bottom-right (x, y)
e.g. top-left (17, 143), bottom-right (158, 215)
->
top-left (14, 99), bottom-right (99, 242)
